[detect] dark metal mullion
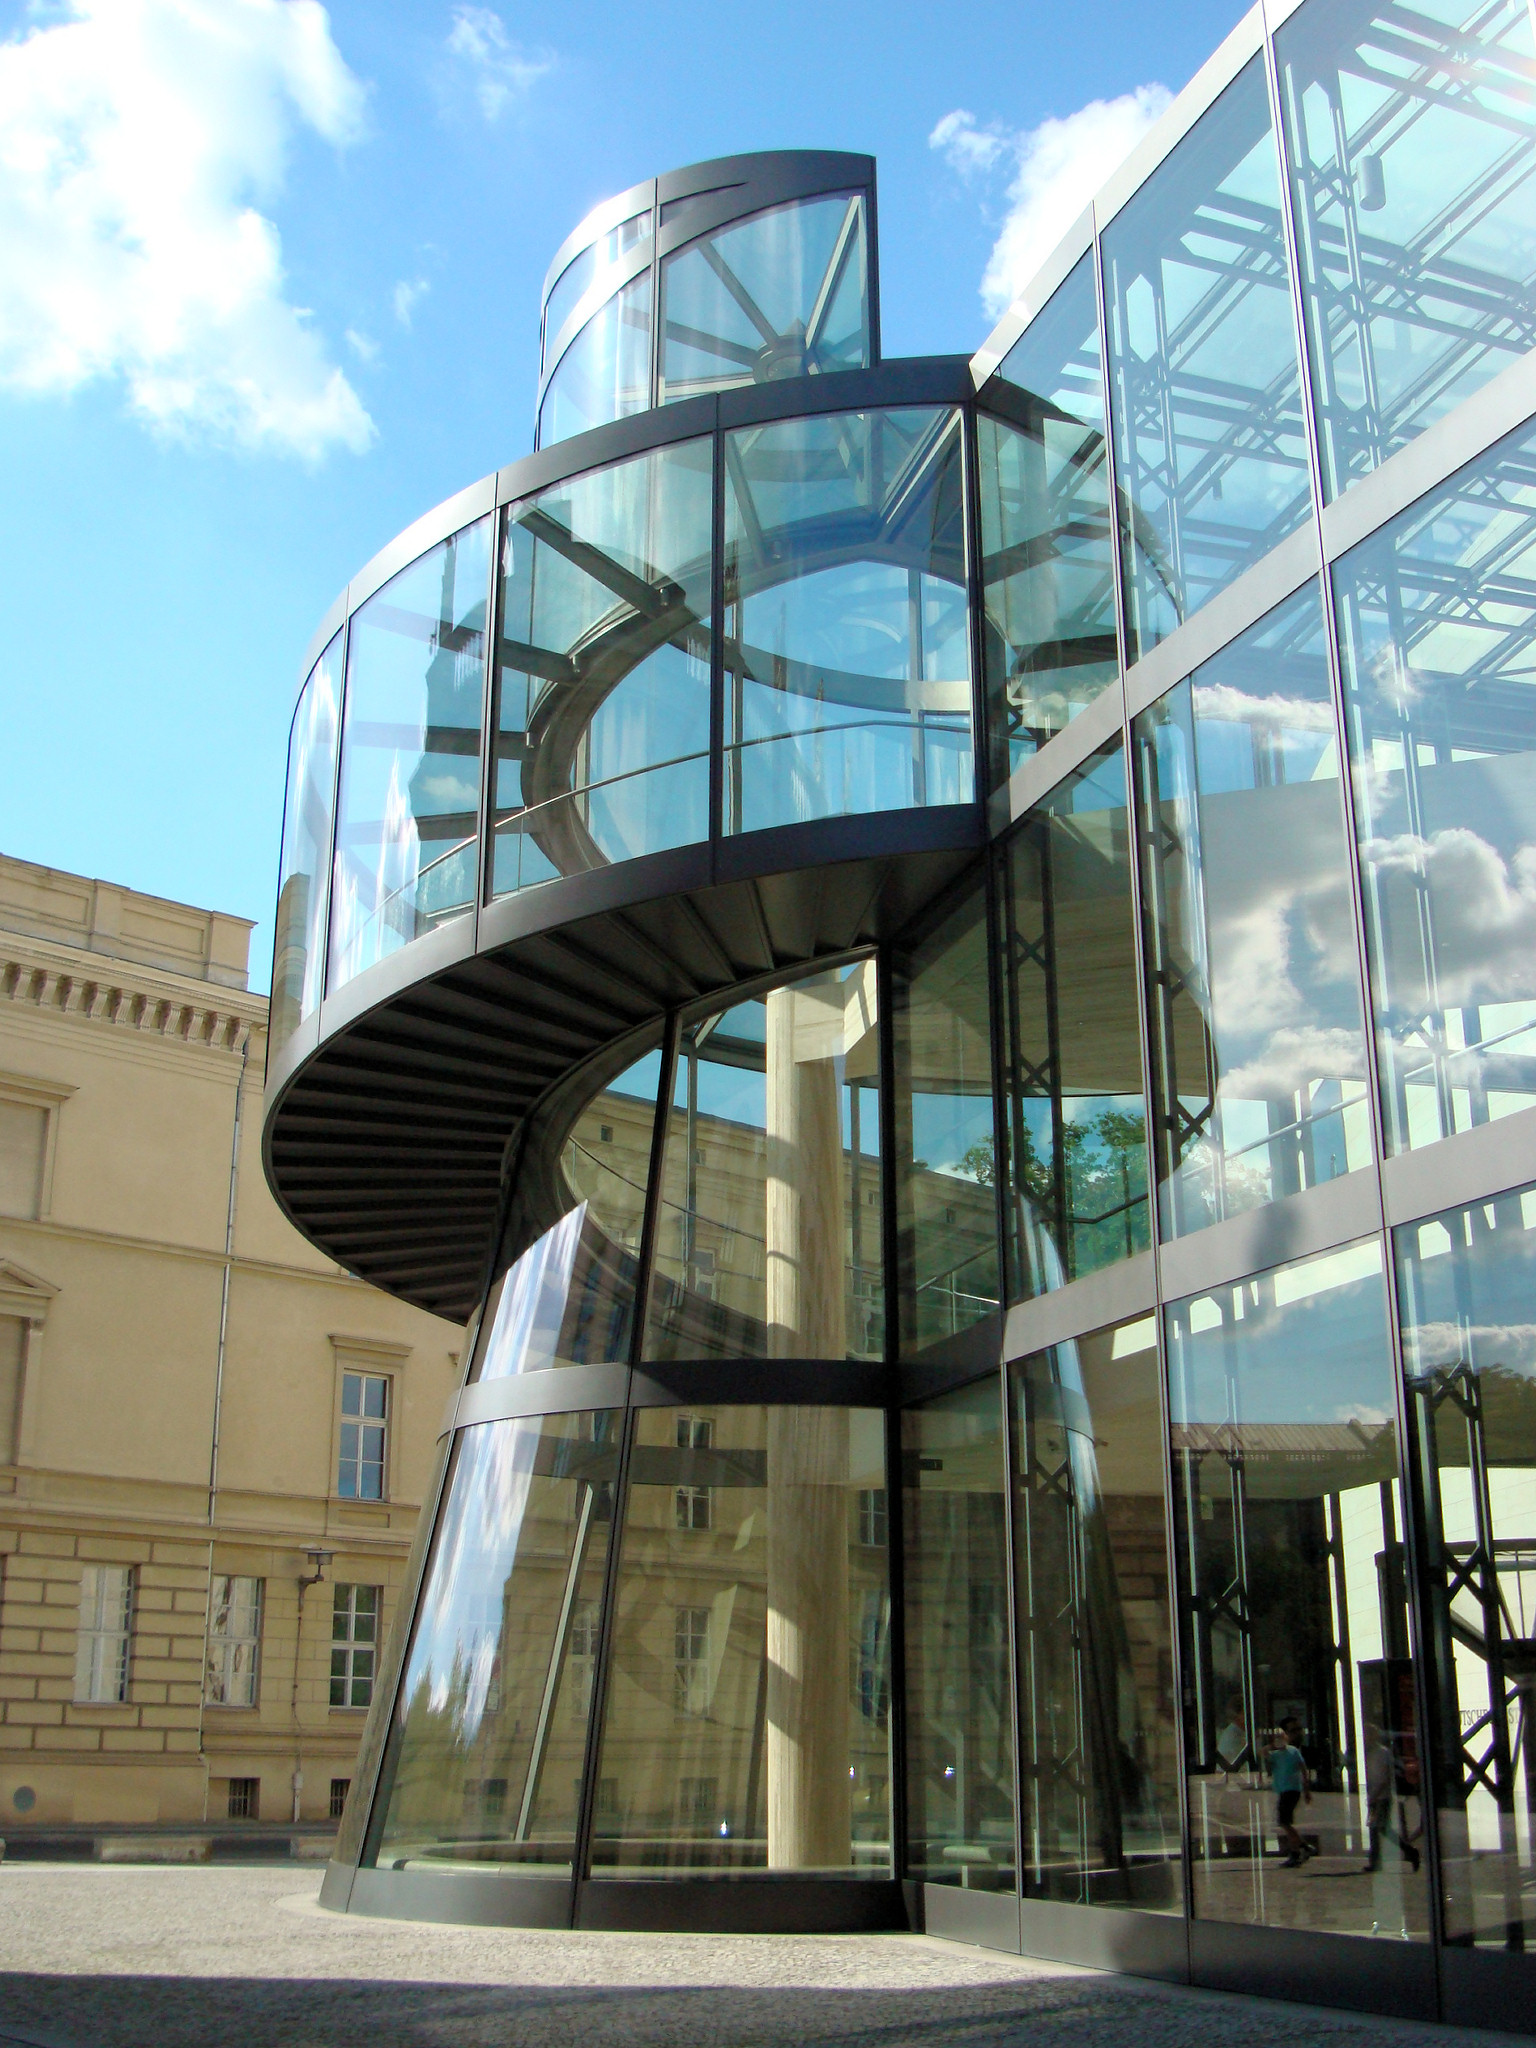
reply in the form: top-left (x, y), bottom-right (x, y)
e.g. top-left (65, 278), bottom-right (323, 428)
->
top-left (473, 511), bottom-right (501, 932)
top-left (647, 182), bottom-right (661, 409)
top-left (874, 943), bottom-right (908, 1893)
top-left (709, 416), bottom-right (726, 863)
top-left (570, 1012), bottom-right (678, 1896)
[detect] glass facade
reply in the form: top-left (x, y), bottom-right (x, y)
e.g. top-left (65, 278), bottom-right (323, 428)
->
top-left (646, 962), bottom-right (882, 1364)
top-left (1169, 1238), bottom-right (1429, 1940)
top-left (659, 194), bottom-right (869, 404)
top-left (543, 210), bottom-right (650, 374)
top-left (1134, 584), bottom-right (1372, 1237)
top-left (1104, 58), bottom-right (1312, 662)
top-left (329, 518), bottom-right (490, 994)
top-left (271, 629), bottom-right (341, 1057)
top-left (1334, 419), bottom-right (1536, 1156)
top-left (538, 272), bottom-right (652, 448)
top-left (981, 254), bottom-right (1117, 787)
top-left (998, 743), bottom-right (1149, 1298)
top-left (274, 83), bottom-right (1536, 2017)
top-left (723, 407), bottom-right (972, 833)
top-left (1277, 0), bottom-right (1536, 503)
top-left (492, 441), bottom-right (712, 897)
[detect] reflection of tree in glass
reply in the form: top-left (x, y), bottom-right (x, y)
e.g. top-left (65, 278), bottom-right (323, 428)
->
top-left (1014, 1105), bottom-right (1149, 1270)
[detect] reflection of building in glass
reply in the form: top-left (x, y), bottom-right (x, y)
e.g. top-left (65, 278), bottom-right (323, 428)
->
top-left (265, 18), bottom-right (1536, 2026)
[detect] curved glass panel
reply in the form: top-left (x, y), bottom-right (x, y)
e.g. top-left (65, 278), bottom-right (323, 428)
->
top-left (658, 193), bottom-right (870, 404)
top-left (998, 741), bottom-right (1150, 1298)
top-left (1278, 0), bottom-right (1536, 503)
top-left (1104, 57), bottom-right (1312, 662)
top-left (271, 631), bottom-right (341, 1057)
top-left (644, 962), bottom-right (882, 1364)
top-left (328, 519), bottom-right (490, 994)
top-left (491, 440), bottom-right (712, 897)
top-left (902, 1379), bottom-right (1015, 1892)
top-left (543, 209), bottom-right (651, 373)
top-left (723, 407), bottom-right (973, 833)
top-left (1334, 418), bottom-right (1536, 1156)
top-left (589, 1404), bottom-right (890, 1875)
top-left (370, 1409), bottom-right (621, 1875)
top-left (538, 272), bottom-right (652, 447)
top-left (1134, 583), bottom-right (1372, 1239)
top-left (893, 874), bottom-right (1000, 1354)
top-left (981, 254), bottom-right (1117, 789)
top-left (475, 1046), bottom-right (663, 1379)
top-left (1011, 1314), bottom-right (1183, 1912)
top-left (1397, 1181), bottom-right (1536, 1951)
top-left (1168, 1238), bottom-right (1429, 1940)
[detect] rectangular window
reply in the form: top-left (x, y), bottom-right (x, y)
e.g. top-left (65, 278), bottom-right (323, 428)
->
top-left (0, 1314), bottom-right (24, 1465)
top-left (1103, 58), bottom-right (1311, 660)
top-left (981, 252), bottom-right (1118, 786)
top-left (1134, 583), bottom-right (1372, 1237)
top-left (856, 1488), bottom-right (888, 1548)
top-left (227, 1777), bottom-right (260, 1820)
top-left (0, 1099), bottom-right (46, 1221)
top-left (903, 1382), bottom-right (1015, 1891)
top-left (998, 741), bottom-right (1150, 1296)
top-left (568, 1598), bottom-right (597, 1722)
top-left (330, 1583), bottom-right (379, 1708)
top-left (674, 1413), bottom-right (715, 1531)
top-left (675, 1774), bottom-right (718, 1825)
top-left (1396, 1183), bottom-right (1536, 1951)
top-left (74, 1564), bottom-right (132, 1704)
top-left (205, 1575), bottom-right (262, 1707)
top-left (1277, 0), bottom-right (1536, 501)
top-left (893, 874), bottom-right (1000, 1354)
top-left (1333, 418), bottom-right (1536, 1155)
top-left (329, 1778), bottom-right (350, 1820)
top-left (1168, 1237), bottom-right (1428, 1939)
top-left (337, 1371), bottom-right (388, 1500)
top-left (674, 1603), bottom-right (711, 1717)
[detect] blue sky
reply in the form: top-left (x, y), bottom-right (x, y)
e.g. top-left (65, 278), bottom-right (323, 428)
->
top-left (0, 0), bottom-right (1248, 991)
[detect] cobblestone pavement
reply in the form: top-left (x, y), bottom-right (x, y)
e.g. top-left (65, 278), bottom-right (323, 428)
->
top-left (0, 1866), bottom-right (1521, 2048)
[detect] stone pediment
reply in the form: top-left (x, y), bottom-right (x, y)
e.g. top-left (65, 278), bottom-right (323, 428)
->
top-left (0, 1258), bottom-right (57, 1323)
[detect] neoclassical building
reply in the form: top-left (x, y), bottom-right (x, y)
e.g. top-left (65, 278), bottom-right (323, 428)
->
top-left (264, 0), bottom-right (1536, 2030)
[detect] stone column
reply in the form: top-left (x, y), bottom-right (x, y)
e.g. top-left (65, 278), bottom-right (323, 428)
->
top-left (763, 978), bottom-right (851, 1868)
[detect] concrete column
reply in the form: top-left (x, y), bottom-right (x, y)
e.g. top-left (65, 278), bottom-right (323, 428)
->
top-left (764, 979), bottom-right (847, 1360)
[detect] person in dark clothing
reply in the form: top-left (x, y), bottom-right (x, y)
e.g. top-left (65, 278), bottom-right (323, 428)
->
top-left (1267, 1725), bottom-right (1312, 1866)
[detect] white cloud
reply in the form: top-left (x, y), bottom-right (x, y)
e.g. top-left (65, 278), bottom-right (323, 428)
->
top-left (0, 0), bottom-right (374, 460)
top-left (445, 5), bottom-right (551, 121)
top-left (392, 277), bottom-right (428, 328)
top-left (345, 326), bottom-right (378, 363)
top-left (932, 86), bottom-right (1172, 321)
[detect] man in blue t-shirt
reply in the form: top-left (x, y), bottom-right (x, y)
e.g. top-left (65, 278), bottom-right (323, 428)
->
top-left (1267, 1726), bottom-right (1311, 1867)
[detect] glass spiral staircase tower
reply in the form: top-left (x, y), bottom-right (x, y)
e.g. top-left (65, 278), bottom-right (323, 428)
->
top-left (266, 6), bottom-right (1536, 2026)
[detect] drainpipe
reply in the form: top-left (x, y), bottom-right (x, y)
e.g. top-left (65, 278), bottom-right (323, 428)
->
top-left (201, 1025), bottom-right (250, 1821)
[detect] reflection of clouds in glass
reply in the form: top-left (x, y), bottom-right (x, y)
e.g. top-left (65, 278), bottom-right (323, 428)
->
top-left (1221, 1023), bottom-right (1369, 1099)
top-left (479, 1206), bottom-right (586, 1379)
top-left (1192, 681), bottom-right (1336, 739)
top-left (1406, 1319), bottom-right (1536, 1378)
top-left (1366, 827), bottom-right (1536, 1004)
top-left (1208, 871), bottom-right (1357, 1043)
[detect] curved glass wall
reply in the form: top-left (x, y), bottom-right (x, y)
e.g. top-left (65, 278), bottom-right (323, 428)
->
top-left (981, 254), bottom-right (1117, 788)
top-left (723, 407), bottom-right (973, 833)
top-left (271, 629), bottom-right (341, 1057)
top-left (658, 194), bottom-right (870, 404)
top-left (475, 1045), bottom-right (663, 1381)
top-left (329, 518), bottom-right (490, 994)
top-left (589, 1403), bottom-right (890, 1875)
top-left (491, 440), bottom-right (713, 897)
top-left (645, 961), bottom-right (882, 1364)
top-left (1276, 0), bottom-right (1536, 505)
top-left (1134, 583), bottom-right (1372, 1238)
top-left (372, 1408), bottom-right (621, 1875)
top-left (538, 272), bottom-right (652, 449)
top-left (1104, 57), bottom-right (1312, 662)
top-left (1334, 416), bottom-right (1536, 1158)
top-left (543, 209), bottom-right (650, 374)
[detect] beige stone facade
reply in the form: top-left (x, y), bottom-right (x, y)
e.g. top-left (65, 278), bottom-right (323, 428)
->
top-left (0, 853), bottom-right (463, 1832)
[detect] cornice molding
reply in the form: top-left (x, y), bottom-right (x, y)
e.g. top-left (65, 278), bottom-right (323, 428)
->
top-left (0, 928), bottom-right (264, 1058)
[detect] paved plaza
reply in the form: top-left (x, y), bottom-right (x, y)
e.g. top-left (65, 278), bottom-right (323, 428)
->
top-left (0, 1866), bottom-right (1523, 2048)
